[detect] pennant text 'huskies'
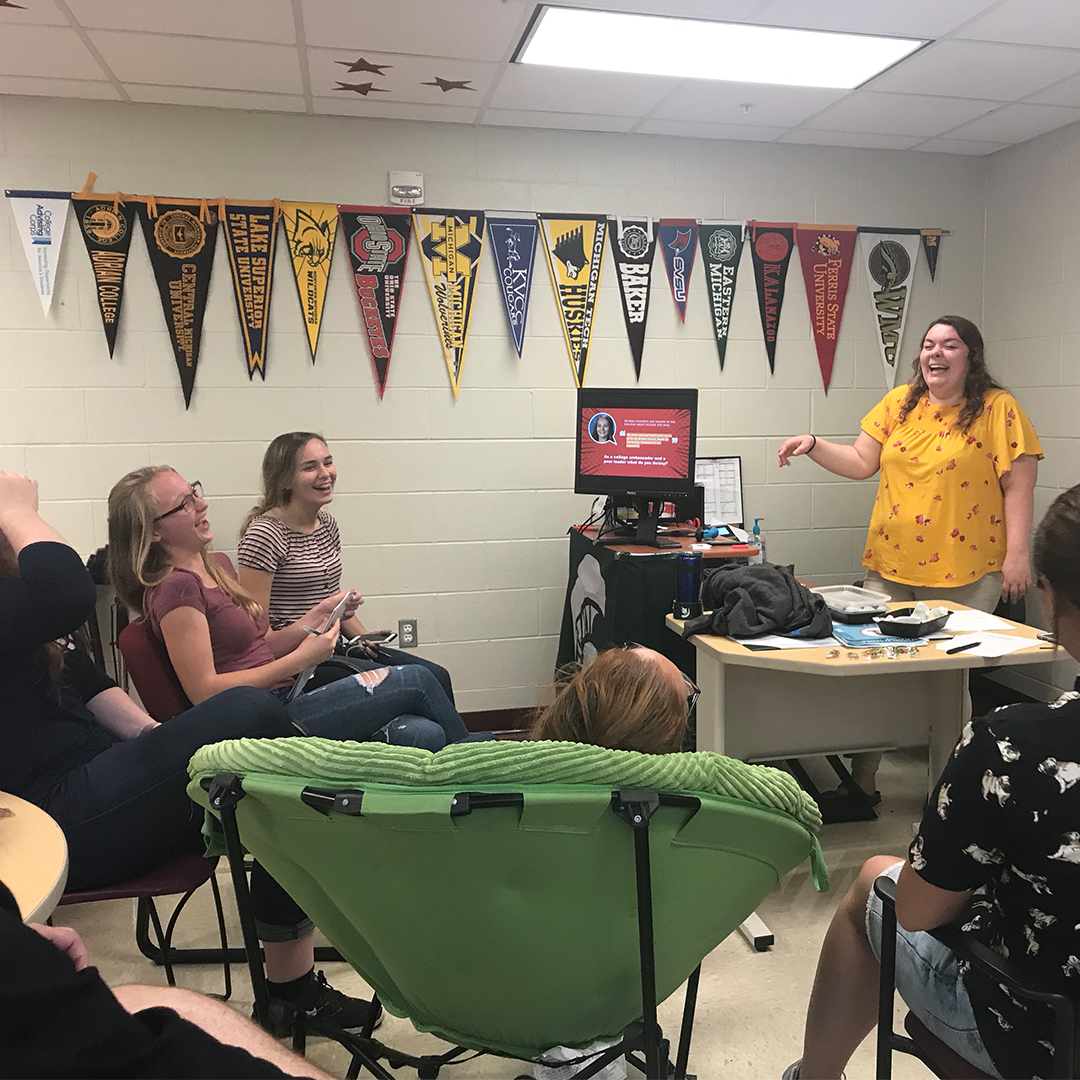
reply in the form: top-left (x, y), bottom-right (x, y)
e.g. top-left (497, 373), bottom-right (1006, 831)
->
top-left (6, 189), bottom-right (70, 315)
top-left (858, 229), bottom-right (921, 389)
top-left (220, 201), bottom-right (278, 379)
top-left (609, 217), bottom-right (657, 380)
top-left (138, 198), bottom-right (219, 409)
top-left (72, 195), bottom-right (134, 356)
top-left (795, 224), bottom-right (857, 393)
top-left (658, 218), bottom-right (698, 323)
top-left (698, 221), bottom-right (744, 371)
top-left (414, 210), bottom-right (486, 398)
top-left (540, 214), bottom-right (608, 388)
top-left (339, 206), bottom-right (412, 398)
top-left (280, 202), bottom-right (338, 363)
top-left (748, 221), bottom-right (795, 372)
top-left (487, 214), bottom-right (538, 358)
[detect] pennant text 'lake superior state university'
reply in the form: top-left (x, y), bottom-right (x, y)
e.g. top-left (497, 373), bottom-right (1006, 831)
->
top-left (220, 200), bottom-right (279, 379)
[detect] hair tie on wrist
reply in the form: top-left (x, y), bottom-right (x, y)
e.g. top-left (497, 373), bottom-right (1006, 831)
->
top-left (807, 435), bottom-right (817, 453)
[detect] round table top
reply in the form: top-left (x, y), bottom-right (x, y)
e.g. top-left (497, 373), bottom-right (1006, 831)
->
top-left (0, 790), bottom-right (68, 923)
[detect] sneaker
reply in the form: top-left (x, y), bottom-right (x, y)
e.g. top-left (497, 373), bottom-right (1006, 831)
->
top-left (259, 970), bottom-right (383, 1037)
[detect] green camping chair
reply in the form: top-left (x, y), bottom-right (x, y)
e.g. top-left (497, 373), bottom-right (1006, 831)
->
top-left (188, 739), bottom-right (827, 1080)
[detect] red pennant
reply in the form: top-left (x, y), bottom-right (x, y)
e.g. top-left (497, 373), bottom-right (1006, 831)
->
top-left (795, 224), bottom-right (857, 393)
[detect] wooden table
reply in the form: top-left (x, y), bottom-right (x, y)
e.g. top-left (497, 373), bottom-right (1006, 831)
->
top-left (669, 601), bottom-right (1057, 788)
top-left (580, 524), bottom-right (759, 559)
top-left (0, 791), bottom-right (68, 922)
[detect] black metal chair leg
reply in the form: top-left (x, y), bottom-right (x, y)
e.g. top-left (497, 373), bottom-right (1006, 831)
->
top-left (208, 871), bottom-right (232, 1000)
top-left (141, 897), bottom-right (177, 987)
top-left (674, 965), bottom-right (701, 1079)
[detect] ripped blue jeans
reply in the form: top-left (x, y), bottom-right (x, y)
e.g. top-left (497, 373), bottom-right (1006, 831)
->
top-left (280, 664), bottom-right (471, 751)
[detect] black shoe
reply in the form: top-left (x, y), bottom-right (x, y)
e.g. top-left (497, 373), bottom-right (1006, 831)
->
top-left (259, 970), bottom-right (383, 1036)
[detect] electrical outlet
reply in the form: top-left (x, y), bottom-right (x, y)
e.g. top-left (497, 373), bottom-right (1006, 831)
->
top-left (398, 619), bottom-right (418, 648)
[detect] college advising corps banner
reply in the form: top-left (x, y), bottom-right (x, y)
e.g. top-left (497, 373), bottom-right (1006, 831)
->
top-left (658, 218), bottom-right (697, 322)
top-left (795, 224), bottom-right (857, 393)
top-left (486, 214), bottom-right (538, 358)
top-left (858, 229), bottom-right (921, 389)
top-left (279, 203), bottom-right (339, 364)
top-left (697, 221), bottom-right (744, 371)
top-left (219, 200), bottom-right (278, 379)
top-left (5, 188), bottom-right (70, 315)
top-left (748, 221), bottom-right (794, 372)
top-left (414, 209), bottom-right (486, 398)
top-left (609, 217), bottom-right (657, 380)
top-left (71, 186), bottom-right (135, 356)
top-left (338, 206), bottom-right (411, 398)
top-left (539, 214), bottom-right (608, 388)
top-left (138, 197), bottom-right (219, 409)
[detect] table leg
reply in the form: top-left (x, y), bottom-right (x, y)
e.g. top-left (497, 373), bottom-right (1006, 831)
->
top-left (928, 669), bottom-right (969, 791)
top-left (694, 657), bottom-right (725, 755)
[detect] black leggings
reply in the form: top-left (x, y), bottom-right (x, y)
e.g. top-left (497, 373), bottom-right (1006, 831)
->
top-left (42, 686), bottom-right (309, 937)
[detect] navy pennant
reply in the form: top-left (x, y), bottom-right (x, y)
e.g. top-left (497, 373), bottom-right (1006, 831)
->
top-left (609, 216), bottom-right (657, 380)
top-left (658, 218), bottom-right (698, 322)
top-left (487, 214), bottom-right (539, 357)
top-left (220, 201), bottom-right (279, 379)
top-left (72, 195), bottom-right (135, 357)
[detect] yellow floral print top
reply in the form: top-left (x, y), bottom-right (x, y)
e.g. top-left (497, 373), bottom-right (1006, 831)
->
top-left (860, 386), bottom-right (1042, 587)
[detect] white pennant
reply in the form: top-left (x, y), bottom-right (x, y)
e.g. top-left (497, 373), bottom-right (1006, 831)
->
top-left (857, 231), bottom-right (921, 389)
top-left (6, 190), bottom-right (71, 315)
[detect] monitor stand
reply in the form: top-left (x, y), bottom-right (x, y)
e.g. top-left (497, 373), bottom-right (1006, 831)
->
top-left (594, 496), bottom-right (681, 548)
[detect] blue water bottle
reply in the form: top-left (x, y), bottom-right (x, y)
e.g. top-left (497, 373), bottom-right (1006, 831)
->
top-left (674, 551), bottom-right (703, 620)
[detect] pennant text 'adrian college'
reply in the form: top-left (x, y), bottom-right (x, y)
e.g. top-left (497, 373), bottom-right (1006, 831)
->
top-left (339, 206), bottom-right (412, 398)
top-left (72, 196), bottom-right (135, 356)
top-left (540, 214), bottom-right (608, 388)
top-left (414, 209), bottom-right (486, 398)
top-left (280, 202), bottom-right (339, 363)
top-left (795, 224), bottom-right (857, 393)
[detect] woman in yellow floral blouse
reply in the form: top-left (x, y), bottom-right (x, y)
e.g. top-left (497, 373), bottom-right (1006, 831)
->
top-left (778, 315), bottom-right (1042, 797)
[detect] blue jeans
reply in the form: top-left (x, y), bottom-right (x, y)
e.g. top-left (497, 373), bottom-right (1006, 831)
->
top-left (867, 862), bottom-right (1000, 1078)
top-left (283, 664), bottom-right (470, 749)
top-left (347, 646), bottom-right (455, 704)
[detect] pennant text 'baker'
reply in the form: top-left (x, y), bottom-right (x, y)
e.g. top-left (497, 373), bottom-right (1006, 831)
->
top-left (540, 214), bottom-right (607, 388)
top-left (609, 217), bottom-right (657, 380)
top-left (280, 202), bottom-right (338, 363)
top-left (795, 224), bottom-right (857, 393)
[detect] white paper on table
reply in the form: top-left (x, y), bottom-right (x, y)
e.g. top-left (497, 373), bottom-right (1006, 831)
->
top-left (935, 633), bottom-right (1042, 658)
top-left (734, 633), bottom-right (842, 650)
top-left (944, 610), bottom-right (1014, 632)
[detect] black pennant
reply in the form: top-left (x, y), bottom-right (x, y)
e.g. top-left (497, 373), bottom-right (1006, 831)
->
top-left (921, 229), bottom-right (942, 281)
top-left (748, 221), bottom-right (794, 373)
top-left (72, 197), bottom-right (134, 357)
top-left (609, 217), bottom-right (657, 380)
top-left (698, 222), bottom-right (744, 371)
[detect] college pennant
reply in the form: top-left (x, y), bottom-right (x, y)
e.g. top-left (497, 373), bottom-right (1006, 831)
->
top-left (608, 216), bottom-right (657, 380)
top-left (858, 230), bottom-right (921, 389)
top-left (220, 201), bottom-right (278, 379)
top-left (5, 189), bottom-right (70, 315)
top-left (280, 203), bottom-right (338, 363)
top-left (486, 214), bottom-right (538, 358)
top-left (921, 229), bottom-right (942, 281)
top-left (539, 214), bottom-right (608, 388)
top-left (697, 221), bottom-right (744, 371)
top-left (748, 221), bottom-right (795, 372)
top-left (413, 209), bottom-right (485, 398)
top-left (338, 205), bottom-right (411, 398)
top-left (795, 224), bottom-right (857, 393)
top-left (71, 193), bottom-right (135, 355)
top-left (658, 218), bottom-right (698, 322)
top-left (138, 198), bottom-right (219, 409)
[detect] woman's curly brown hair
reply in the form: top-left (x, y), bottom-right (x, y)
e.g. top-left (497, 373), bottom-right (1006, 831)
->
top-left (898, 315), bottom-right (1003, 434)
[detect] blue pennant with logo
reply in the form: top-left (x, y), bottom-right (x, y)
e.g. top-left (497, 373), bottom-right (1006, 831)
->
top-left (487, 215), bottom-right (538, 357)
top-left (658, 218), bottom-right (698, 323)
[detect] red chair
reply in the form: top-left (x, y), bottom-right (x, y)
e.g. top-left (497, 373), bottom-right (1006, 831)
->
top-left (118, 618), bottom-right (192, 721)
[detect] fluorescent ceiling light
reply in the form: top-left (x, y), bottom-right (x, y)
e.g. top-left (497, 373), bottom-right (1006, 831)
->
top-left (516, 7), bottom-right (926, 90)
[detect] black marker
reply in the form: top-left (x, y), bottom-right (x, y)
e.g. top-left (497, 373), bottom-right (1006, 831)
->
top-left (946, 640), bottom-right (981, 655)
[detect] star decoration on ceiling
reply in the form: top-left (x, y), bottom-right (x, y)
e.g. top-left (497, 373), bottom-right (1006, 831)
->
top-left (422, 77), bottom-right (477, 93)
top-left (335, 57), bottom-right (391, 76)
top-left (335, 81), bottom-right (390, 96)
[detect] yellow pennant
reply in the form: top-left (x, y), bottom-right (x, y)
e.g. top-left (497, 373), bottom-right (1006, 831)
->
top-left (280, 202), bottom-right (339, 363)
top-left (539, 214), bottom-right (608, 387)
top-left (413, 209), bottom-right (485, 398)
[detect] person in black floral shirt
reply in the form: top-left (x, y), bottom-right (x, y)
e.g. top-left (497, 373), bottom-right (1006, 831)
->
top-left (786, 484), bottom-right (1080, 1080)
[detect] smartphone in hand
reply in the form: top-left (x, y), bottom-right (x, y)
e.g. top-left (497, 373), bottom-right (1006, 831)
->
top-left (320, 592), bottom-right (355, 633)
top-left (359, 631), bottom-right (397, 645)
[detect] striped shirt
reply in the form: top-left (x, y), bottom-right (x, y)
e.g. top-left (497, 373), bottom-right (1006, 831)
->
top-left (237, 511), bottom-right (343, 629)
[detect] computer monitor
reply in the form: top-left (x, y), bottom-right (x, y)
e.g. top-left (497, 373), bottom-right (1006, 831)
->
top-left (574, 387), bottom-right (698, 547)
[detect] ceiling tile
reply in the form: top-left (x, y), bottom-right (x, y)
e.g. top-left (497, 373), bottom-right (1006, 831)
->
top-left (911, 137), bottom-right (1011, 155)
top-left (650, 81), bottom-right (847, 128)
top-left (0, 1), bottom-right (67, 26)
top-left (482, 109), bottom-right (636, 133)
top-left (777, 129), bottom-right (922, 150)
top-left (1027, 72), bottom-right (1080, 108)
top-left (125, 85), bottom-right (306, 112)
top-left (942, 102), bottom-right (1080, 143)
top-left (957, 0), bottom-right (1080, 49)
top-left (487, 64), bottom-right (677, 117)
top-left (559, 0), bottom-right (763, 18)
top-left (87, 31), bottom-right (303, 93)
top-left (313, 98), bottom-right (479, 124)
top-left (0, 24), bottom-right (106, 80)
top-left (636, 117), bottom-right (785, 141)
top-left (800, 91), bottom-right (997, 137)
top-left (308, 47), bottom-right (496, 105)
top-left (0, 75), bottom-right (120, 99)
top-left (65, 0), bottom-right (297, 44)
top-left (865, 40), bottom-right (1080, 101)
top-left (751, 0), bottom-right (996, 38)
top-left (300, 0), bottom-right (528, 61)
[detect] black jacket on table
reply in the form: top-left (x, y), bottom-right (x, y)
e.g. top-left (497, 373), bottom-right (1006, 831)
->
top-left (0, 541), bottom-right (115, 803)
